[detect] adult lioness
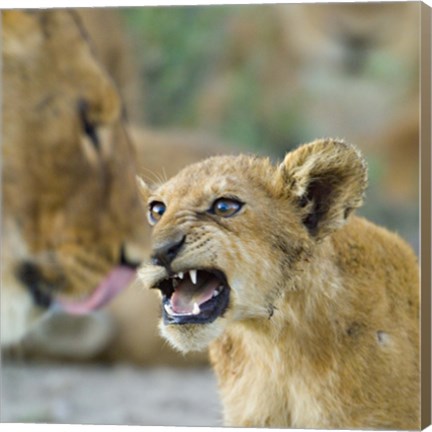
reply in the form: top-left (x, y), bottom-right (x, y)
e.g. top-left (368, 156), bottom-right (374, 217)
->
top-left (138, 139), bottom-right (419, 429)
top-left (2, 10), bottom-right (142, 346)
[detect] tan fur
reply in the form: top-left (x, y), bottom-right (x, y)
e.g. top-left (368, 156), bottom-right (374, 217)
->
top-left (1, 10), bottom-right (142, 345)
top-left (138, 139), bottom-right (419, 428)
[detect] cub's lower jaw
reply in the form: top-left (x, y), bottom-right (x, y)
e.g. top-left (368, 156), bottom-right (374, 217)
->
top-left (159, 319), bottom-right (226, 353)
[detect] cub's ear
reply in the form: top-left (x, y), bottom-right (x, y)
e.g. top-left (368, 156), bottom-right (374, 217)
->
top-left (277, 139), bottom-right (367, 240)
top-left (136, 176), bottom-right (152, 203)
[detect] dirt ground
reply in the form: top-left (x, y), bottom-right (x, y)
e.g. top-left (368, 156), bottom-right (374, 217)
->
top-left (1, 362), bottom-right (222, 427)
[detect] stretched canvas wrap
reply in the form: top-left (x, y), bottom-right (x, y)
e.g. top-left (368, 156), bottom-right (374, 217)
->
top-left (1, 2), bottom-right (431, 430)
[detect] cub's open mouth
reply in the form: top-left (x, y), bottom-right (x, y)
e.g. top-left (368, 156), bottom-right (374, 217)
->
top-left (155, 269), bottom-right (230, 325)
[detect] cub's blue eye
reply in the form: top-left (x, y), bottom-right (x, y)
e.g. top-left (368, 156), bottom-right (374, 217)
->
top-left (148, 201), bottom-right (166, 225)
top-left (210, 198), bottom-right (243, 218)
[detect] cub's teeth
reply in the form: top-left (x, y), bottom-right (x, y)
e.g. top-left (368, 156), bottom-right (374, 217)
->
top-left (173, 279), bottom-right (179, 288)
top-left (190, 270), bottom-right (197, 285)
top-left (192, 302), bottom-right (200, 315)
top-left (164, 303), bottom-right (174, 315)
top-left (213, 286), bottom-right (224, 297)
top-left (164, 302), bottom-right (200, 317)
top-left (178, 272), bottom-right (184, 279)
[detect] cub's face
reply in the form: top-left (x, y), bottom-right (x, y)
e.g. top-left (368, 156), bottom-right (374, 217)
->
top-left (138, 142), bottom-right (367, 352)
top-left (139, 155), bottom-right (309, 351)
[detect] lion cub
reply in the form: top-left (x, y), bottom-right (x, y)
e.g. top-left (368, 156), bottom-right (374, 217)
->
top-left (137, 139), bottom-right (419, 429)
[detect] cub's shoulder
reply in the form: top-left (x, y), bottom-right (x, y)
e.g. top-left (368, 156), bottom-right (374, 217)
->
top-left (332, 216), bottom-right (417, 269)
top-left (331, 216), bottom-right (418, 309)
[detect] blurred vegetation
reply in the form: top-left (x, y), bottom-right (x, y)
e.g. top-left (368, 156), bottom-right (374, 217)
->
top-left (122, 5), bottom-right (305, 154)
top-left (122, 7), bottom-right (228, 128)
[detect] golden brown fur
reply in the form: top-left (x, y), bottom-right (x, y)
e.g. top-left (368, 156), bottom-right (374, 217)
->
top-left (1, 10), bottom-right (142, 345)
top-left (138, 139), bottom-right (419, 428)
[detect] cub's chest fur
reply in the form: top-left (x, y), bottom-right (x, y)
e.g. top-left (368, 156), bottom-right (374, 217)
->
top-left (137, 139), bottom-right (419, 429)
top-left (210, 326), bottom-right (336, 428)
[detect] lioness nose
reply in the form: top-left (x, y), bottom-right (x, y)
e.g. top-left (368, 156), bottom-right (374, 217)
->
top-left (151, 235), bottom-right (186, 268)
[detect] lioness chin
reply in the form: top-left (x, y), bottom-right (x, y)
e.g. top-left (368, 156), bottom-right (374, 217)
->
top-left (137, 139), bottom-right (419, 429)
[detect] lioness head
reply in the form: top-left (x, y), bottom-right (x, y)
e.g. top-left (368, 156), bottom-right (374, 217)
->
top-left (2, 10), bottom-right (142, 345)
top-left (138, 139), bottom-right (367, 352)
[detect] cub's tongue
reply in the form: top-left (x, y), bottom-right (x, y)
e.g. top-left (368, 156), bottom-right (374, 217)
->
top-left (171, 277), bottom-right (220, 314)
top-left (56, 266), bottom-right (136, 315)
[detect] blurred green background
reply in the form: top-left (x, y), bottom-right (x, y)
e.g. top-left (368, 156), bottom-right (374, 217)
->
top-left (123, 5), bottom-right (313, 152)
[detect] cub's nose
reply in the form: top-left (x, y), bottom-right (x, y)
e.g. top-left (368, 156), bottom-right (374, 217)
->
top-left (151, 235), bottom-right (186, 268)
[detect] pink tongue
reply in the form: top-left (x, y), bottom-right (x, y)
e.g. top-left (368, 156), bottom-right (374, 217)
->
top-left (57, 266), bottom-right (136, 315)
top-left (171, 278), bottom-right (220, 314)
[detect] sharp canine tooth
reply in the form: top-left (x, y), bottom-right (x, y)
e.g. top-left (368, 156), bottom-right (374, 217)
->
top-left (193, 302), bottom-right (200, 315)
top-left (213, 286), bottom-right (224, 297)
top-left (190, 270), bottom-right (197, 285)
top-left (178, 272), bottom-right (184, 279)
top-left (164, 303), bottom-right (174, 315)
top-left (173, 279), bottom-right (179, 288)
